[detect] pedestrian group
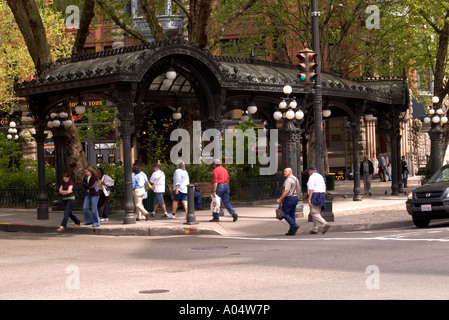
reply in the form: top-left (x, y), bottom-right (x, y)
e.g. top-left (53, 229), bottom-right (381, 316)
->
top-left (56, 159), bottom-right (239, 231)
top-left (57, 155), bottom-right (409, 236)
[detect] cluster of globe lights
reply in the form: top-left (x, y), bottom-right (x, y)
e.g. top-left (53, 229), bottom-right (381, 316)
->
top-left (240, 104), bottom-right (258, 122)
top-left (273, 85), bottom-right (304, 121)
top-left (424, 96), bottom-right (448, 125)
top-left (47, 111), bottom-right (73, 128)
top-left (6, 121), bottom-right (18, 140)
top-left (163, 68), bottom-right (182, 120)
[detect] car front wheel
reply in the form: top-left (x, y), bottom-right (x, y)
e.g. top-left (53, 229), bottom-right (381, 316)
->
top-left (413, 217), bottom-right (430, 228)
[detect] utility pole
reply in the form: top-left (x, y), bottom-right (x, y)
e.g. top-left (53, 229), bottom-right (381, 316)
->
top-left (311, 0), bottom-right (324, 175)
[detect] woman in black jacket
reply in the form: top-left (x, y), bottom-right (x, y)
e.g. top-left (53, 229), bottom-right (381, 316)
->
top-left (82, 166), bottom-right (100, 227)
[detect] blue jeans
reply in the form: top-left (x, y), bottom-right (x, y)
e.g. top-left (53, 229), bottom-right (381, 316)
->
top-left (213, 184), bottom-right (235, 220)
top-left (282, 196), bottom-right (298, 233)
top-left (194, 191), bottom-right (203, 209)
top-left (61, 199), bottom-right (80, 227)
top-left (83, 195), bottom-right (100, 226)
top-left (402, 171), bottom-right (408, 187)
top-left (386, 168), bottom-right (392, 180)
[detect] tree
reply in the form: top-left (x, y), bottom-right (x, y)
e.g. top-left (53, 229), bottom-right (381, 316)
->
top-left (6, 0), bottom-right (89, 181)
top-left (0, 0), bottom-right (72, 111)
top-left (391, 1), bottom-right (449, 167)
top-left (91, 0), bottom-right (261, 48)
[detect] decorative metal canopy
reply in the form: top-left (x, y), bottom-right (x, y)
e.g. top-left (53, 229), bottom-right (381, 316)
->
top-left (15, 39), bottom-right (403, 107)
top-left (13, 39), bottom-right (409, 223)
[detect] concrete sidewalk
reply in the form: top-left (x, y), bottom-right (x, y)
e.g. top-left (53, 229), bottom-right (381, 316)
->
top-left (0, 176), bottom-right (421, 237)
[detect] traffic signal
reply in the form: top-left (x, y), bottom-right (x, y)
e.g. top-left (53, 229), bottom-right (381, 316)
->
top-left (297, 48), bottom-right (317, 85)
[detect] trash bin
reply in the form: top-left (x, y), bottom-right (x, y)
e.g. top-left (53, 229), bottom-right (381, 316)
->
top-left (143, 190), bottom-right (155, 211)
top-left (325, 173), bottom-right (335, 190)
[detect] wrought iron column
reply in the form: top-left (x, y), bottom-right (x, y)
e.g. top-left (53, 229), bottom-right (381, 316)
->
top-left (311, 0), bottom-right (324, 175)
top-left (429, 123), bottom-right (444, 176)
top-left (34, 128), bottom-right (49, 220)
top-left (396, 131), bottom-right (404, 193)
top-left (52, 127), bottom-right (67, 211)
top-left (350, 123), bottom-right (362, 201)
top-left (390, 130), bottom-right (399, 195)
top-left (119, 117), bottom-right (136, 224)
top-left (280, 120), bottom-right (303, 215)
top-left (280, 120), bottom-right (300, 176)
top-left (114, 84), bottom-right (137, 224)
top-left (352, 104), bottom-right (364, 201)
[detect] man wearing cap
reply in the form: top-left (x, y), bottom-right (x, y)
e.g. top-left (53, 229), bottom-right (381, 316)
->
top-left (307, 165), bottom-right (330, 234)
top-left (277, 167), bottom-right (300, 236)
top-left (360, 155), bottom-right (374, 196)
top-left (210, 159), bottom-right (238, 222)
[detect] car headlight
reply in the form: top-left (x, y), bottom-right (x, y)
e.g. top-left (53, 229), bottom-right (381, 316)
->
top-left (407, 193), bottom-right (413, 199)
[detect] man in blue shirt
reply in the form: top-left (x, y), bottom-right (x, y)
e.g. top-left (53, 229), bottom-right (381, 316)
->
top-left (378, 153), bottom-right (386, 182)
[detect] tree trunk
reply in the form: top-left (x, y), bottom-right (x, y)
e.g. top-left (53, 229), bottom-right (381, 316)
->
top-left (65, 110), bottom-right (90, 183)
top-left (7, 0), bottom-right (52, 73)
top-left (429, 10), bottom-right (449, 169)
top-left (74, 0), bottom-right (96, 55)
top-left (8, 0), bottom-right (90, 181)
top-left (140, 0), bottom-right (168, 42)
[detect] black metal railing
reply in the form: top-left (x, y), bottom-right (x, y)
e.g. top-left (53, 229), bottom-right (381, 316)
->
top-left (0, 175), bottom-right (286, 209)
top-left (0, 186), bottom-right (125, 210)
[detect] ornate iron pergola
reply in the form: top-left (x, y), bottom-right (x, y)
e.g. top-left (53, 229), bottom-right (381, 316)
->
top-left (14, 39), bottom-right (408, 223)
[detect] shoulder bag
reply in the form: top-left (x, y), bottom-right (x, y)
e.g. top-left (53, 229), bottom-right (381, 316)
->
top-left (275, 204), bottom-right (285, 220)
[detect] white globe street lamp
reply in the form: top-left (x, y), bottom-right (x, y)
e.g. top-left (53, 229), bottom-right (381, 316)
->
top-left (273, 111), bottom-right (283, 120)
top-left (295, 110), bottom-right (304, 120)
top-left (283, 85), bottom-right (292, 95)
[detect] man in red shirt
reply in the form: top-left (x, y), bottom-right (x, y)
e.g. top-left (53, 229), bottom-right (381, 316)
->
top-left (211, 159), bottom-right (238, 222)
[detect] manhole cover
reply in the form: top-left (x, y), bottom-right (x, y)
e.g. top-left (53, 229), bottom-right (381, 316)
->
top-left (139, 289), bottom-right (170, 294)
top-left (191, 246), bottom-right (228, 250)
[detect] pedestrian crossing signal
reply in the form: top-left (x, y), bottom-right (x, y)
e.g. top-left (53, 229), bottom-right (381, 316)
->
top-left (297, 48), bottom-right (317, 85)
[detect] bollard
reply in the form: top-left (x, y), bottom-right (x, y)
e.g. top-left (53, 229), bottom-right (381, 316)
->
top-left (185, 184), bottom-right (198, 225)
top-left (322, 194), bottom-right (334, 222)
top-left (307, 193), bottom-right (334, 222)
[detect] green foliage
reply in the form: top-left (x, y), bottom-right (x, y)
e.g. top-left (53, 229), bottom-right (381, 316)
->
top-left (0, 158), bottom-right (56, 188)
top-left (96, 162), bottom-right (124, 187)
top-left (0, 131), bottom-right (22, 169)
top-left (77, 105), bottom-right (117, 141)
top-left (137, 110), bottom-right (178, 165)
top-left (0, 0), bottom-right (73, 113)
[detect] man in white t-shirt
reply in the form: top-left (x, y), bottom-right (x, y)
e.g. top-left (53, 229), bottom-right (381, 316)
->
top-left (149, 163), bottom-right (168, 217)
top-left (307, 165), bottom-right (330, 234)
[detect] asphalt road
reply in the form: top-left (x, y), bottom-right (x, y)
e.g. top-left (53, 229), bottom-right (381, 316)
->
top-left (2, 223), bottom-right (449, 302)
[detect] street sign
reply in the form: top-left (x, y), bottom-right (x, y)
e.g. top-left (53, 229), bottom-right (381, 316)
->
top-left (44, 142), bottom-right (55, 153)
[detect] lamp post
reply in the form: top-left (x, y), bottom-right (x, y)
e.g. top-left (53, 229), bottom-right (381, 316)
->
top-left (172, 107), bottom-right (182, 120)
top-left (309, 0), bottom-right (334, 221)
top-left (7, 121), bottom-right (19, 141)
top-left (7, 121), bottom-right (19, 172)
top-left (48, 110), bottom-right (73, 211)
top-left (425, 96), bottom-right (447, 175)
top-left (274, 85), bottom-right (304, 215)
top-left (241, 103), bottom-right (257, 123)
top-left (311, 0), bottom-right (324, 175)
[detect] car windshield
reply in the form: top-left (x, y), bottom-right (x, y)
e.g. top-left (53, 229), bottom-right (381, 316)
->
top-left (428, 166), bottom-right (449, 183)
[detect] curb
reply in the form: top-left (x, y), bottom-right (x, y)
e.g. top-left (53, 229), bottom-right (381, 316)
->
top-left (0, 219), bottom-right (413, 237)
top-left (0, 222), bottom-right (222, 237)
